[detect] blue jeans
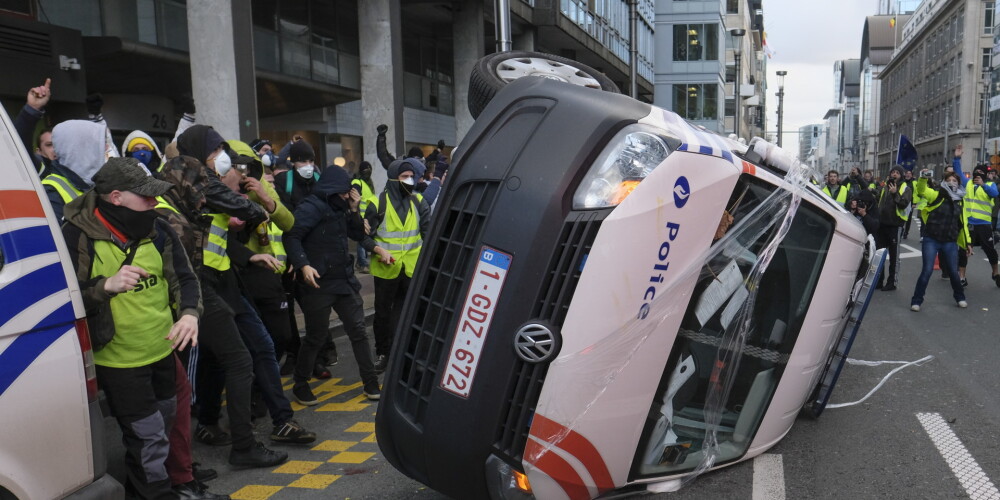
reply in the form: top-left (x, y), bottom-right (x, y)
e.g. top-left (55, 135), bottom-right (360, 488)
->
top-left (357, 245), bottom-right (369, 268)
top-left (234, 296), bottom-right (294, 427)
top-left (911, 237), bottom-right (965, 306)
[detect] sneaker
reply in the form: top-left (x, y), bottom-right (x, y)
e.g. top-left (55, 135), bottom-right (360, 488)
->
top-left (374, 354), bottom-right (388, 373)
top-left (228, 441), bottom-right (288, 467)
top-left (271, 419), bottom-right (317, 444)
top-left (881, 284), bottom-right (897, 291)
top-left (958, 300), bottom-right (969, 308)
top-left (941, 272), bottom-right (949, 280)
top-left (359, 266), bottom-right (370, 274)
top-left (195, 424), bottom-right (232, 446)
top-left (910, 304), bottom-right (920, 312)
top-left (173, 480), bottom-right (230, 499)
top-left (313, 364), bottom-right (331, 380)
top-left (191, 462), bottom-right (217, 483)
top-left (994, 274), bottom-right (1000, 288)
top-left (325, 353), bottom-right (339, 367)
top-left (279, 357), bottom-right (295, 376)
top-left (961, 278), bottom-right (969, 287)
top-left (363, 380), bottom-right (381, 401)
top-left (293, 383), bottom-right (318, 406)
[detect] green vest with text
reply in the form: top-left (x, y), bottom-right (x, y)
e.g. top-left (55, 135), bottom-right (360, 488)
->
top-left (90, 239), bottom-right (174, 368)
top-left (42, 173), bottom-right (83, 203)
top-left (369, 193), bottom-right (423, 279)
top-left (203, 213), bottom-right (231, 271)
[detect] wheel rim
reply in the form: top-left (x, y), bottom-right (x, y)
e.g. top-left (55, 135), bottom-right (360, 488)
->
top-left (495, 57), bottom-right (602, 89)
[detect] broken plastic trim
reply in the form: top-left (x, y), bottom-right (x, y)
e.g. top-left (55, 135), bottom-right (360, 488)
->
top-left (525, 136), bottom-right (822, 493)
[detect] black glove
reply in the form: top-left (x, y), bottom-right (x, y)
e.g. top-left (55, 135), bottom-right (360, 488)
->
top-left (178, 91), bottom-right (196, 115)
top-left (437, 139), bottom-right (445, 150)
top-left (377, 124), bottom-right (388, 135)
top-left (85, 93), bottom-right (103, 116)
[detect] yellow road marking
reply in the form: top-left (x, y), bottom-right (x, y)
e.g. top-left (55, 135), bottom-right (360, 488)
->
top-left (361, 433), bottom-right (376, 443)
top-left (288, 474), bottom-right (342, 489)
top-left (317, 393), bottom-right (370, 412)
top-left (345, 422), bottom-right (375, 433)
top-left (329, 451), bottom-right (375, 464)
top-left (311, 440), bottom-right (357, 452)
top-left (230, 485), bottom-right (283, 500)
top-left (272, 460), bottom-right (324, 475)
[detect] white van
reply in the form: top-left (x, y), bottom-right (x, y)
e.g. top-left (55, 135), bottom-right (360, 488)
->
top-left (0, 107), bottom-right (123, 499)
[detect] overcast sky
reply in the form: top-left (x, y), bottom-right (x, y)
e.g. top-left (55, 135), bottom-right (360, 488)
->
top-left (762, 0), bottom-right (876, 155)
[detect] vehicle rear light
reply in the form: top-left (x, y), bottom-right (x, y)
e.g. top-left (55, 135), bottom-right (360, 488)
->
top-left (74, 318), bottom-right (98, 402)
top-left (512, 470), bottom-right (532, 494)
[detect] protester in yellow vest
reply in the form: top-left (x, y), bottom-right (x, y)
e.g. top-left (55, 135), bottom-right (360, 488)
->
top-left (821, 170), bottom-right (849, 207)
top-left (42, 120), bottom-right (108, 220)
top-left (351, 161), bottom-right (377, 273)
top-left (362, 158), bottom-right (431, 372)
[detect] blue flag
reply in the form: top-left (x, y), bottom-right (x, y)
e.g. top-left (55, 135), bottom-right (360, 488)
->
top-left (896, 135), bottom-right (918, 171)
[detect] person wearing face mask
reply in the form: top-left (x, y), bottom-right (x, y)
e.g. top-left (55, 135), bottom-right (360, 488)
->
top-left (251, 138), bottom-right (276, 173)
top-left (284, 165), bottom-right (383, 404)
top-left (273, 139), bottom-right (320, 211)
top-left (121, 130), bottom-right (165, 172)
top-left (875, 165), bottom-right (913, 291)
top-left (910, 168), bottom-right (970, 311)
top-left (170, 125), bottom-right (314, 467)
top-left (61, 157), bottom-right (204, 499)
top-left (351, 161), bottom-right (377, 273)
top-left (362, 158), bottom-right (431, 372)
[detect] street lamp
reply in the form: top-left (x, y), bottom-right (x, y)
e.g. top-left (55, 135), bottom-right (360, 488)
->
top-left (776, 70), bottom-right (787, 147)
top-left (731, 28), bottom-right (746, 139)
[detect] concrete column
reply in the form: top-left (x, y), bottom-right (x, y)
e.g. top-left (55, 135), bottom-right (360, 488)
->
top-left (359, 0), bottom-right (404, 189)
top-left (187, 0), bottom-right (254, 142)
top-left (453, 0), bottom-right (485, 145)
top-left (512, 29), bottom-right (535, 52)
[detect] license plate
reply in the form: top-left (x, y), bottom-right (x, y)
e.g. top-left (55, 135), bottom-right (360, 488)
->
top-left (440, 246), bottom-right (512, 398)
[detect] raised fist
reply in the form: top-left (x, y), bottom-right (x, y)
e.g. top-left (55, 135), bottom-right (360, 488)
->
top-left (376, 124), bottom-right (388, 134)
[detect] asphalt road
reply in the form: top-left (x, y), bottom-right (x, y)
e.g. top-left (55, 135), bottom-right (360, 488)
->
top-left (103, 234), bottom-right (1000, 499)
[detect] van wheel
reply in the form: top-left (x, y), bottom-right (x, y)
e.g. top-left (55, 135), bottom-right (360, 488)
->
top-left (468, 51), bottom-right (620, 119)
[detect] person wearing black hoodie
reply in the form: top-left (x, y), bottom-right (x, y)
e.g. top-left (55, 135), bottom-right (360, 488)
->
top-left (284, 165), bottom-right (382, 404)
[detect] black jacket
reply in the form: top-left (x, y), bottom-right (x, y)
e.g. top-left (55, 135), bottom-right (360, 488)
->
top-left (285, 168), bottom-right (365, 295)
top-left (274, 169), bottom-right (317, 212)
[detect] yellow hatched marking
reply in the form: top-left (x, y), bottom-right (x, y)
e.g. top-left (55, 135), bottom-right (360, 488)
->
top-left (230, 485), bottom-right (283, 500)
top-left (317, 393), bottom-right (370, 412)
top-left (345, 422), bottom-right (375, 433)
top-left (361, 433), bottom-right (377, 443)
top-left (288, 474), bottom-right (342, 489)
top-left (329, 451), bottom-right (375, 464)
top-left (272, 460), bottom-right (323, 475)
top-left (311, 440), bottom-right (357, 452)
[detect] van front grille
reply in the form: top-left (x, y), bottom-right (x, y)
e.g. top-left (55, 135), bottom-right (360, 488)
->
top-left (394, 180), bottom-right (501, 426)
top-left (494, 210), bottom-right (605, 463)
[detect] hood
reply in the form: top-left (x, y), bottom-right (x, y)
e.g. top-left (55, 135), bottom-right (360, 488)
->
top-left (227, 139), bottom-right (264, 179)
top-left (121, 130), bottom-right (164, 171)
top-left (176, 124), bottom-right (224, 165)
top-left (158, 155), bottom-right (212, 223)
top-left (52, 120), bottom-right (107, 184)
top-left (313, 165), bottom-right (353, 198)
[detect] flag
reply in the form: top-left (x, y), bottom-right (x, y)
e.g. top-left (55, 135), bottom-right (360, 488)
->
top-left (896, 135), bottom-right (918, 171)
top-left (890, 17), bottom-right (896, 28)
top-left (762, 32), bottom-right (775, 59)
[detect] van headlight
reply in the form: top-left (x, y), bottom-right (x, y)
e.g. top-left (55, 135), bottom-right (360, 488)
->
top-left (573, 125), bottom-right (672, 210)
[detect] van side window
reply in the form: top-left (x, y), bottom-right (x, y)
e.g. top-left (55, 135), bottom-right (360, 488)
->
top-left (634, 174), bottom-right (835, 478)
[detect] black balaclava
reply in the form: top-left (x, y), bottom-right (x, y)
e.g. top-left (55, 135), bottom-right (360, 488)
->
top-left (96, 198), bottom-right (158, 242)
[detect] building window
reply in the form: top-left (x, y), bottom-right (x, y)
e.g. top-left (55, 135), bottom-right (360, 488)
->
top-left (673, 23), bottom-right (718, 62)
top-left (986, 1), bottom-right (995, 35)
top-left (674, 83), bottom-right (719, 120)
top-left (726, 0), bottom-right (738, 14)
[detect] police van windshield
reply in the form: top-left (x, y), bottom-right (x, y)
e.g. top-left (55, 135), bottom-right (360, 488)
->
top-left (632, 174), bottom-right (834, 478)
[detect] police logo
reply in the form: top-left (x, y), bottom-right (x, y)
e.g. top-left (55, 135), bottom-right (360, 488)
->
top-left (673, 177), bottom-right (691, 208)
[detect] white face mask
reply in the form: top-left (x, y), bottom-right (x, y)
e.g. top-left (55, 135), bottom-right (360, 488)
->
top-left (400, 176), bottom-right (415, 186)
top-left (296, 164), bottom-right (315, 179)
top-left (213, 149), bottom-right (232, 177)
top-left (261, 152), bottom-right (274, 168)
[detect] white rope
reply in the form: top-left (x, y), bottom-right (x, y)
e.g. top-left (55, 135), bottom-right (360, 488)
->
top-left (825, 355), bottom-right (934, 409)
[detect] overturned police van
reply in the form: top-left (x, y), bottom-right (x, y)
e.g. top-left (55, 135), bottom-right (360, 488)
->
top-left (375, 73), bottom-right (883, 499)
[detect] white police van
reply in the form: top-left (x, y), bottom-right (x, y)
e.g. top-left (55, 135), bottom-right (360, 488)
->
top-left (0, 106), bottom-right (123, 499)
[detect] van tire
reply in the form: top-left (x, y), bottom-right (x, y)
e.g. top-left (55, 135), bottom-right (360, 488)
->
top-left (468, 51), bottom-right (620, 119)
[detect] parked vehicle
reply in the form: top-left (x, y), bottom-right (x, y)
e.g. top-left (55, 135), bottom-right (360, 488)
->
top-left (0, 106), bottom-right (123, 499)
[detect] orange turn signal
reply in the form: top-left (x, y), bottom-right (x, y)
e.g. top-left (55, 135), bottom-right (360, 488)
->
top-left (513, 470), bottom-right (532, 493)
top-left (609, 179), bottom-right (642, 205)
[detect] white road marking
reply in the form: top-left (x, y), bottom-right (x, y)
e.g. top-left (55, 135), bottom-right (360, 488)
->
top-left (899, 243), bottom-right (921, 259)
top-left (752, 454), bottom-right (785, 500)
top-left (917, 412), bottom-right (1000, 500)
